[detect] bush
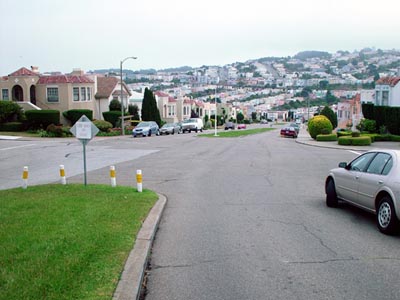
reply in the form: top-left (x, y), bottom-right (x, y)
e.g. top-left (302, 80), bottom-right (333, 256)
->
top-left (352, 131), bottom-right (361, 137)
top-left (308, 115), bottom-right (333, 140)
top-left (46, 124), bottom-right (63, 137)
top-left (336, 130), bottom-right (352, 137)
top-left (357, 119), bottom-right (376, 133)
top-left (103, 111), bottom-right (122, 127)
top-left (109, 99), bottom-right (122, 111)
top-left (25, 110), bottom-right (60, 130)
top-left (0, 101), bottom-right (24, 123)
top-left (63, 109), bottom-right (93, 125)
top-left (93, 120), bottom-right (113, 132)
top-left (0, 121), bottom-right (24, 132)
top-left (338, 136), bottom-right (371, 146)
top-left (316, 134), bottom-right (338, 141)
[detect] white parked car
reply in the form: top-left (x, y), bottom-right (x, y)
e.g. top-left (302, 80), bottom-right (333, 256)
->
top-left (181, 118), bottom-right (203, 133)
top-left (326, 150), bottom-right (400, 235)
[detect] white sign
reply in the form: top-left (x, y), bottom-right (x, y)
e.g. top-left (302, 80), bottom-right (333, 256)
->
top-left (76, 122), bottom-right (92, 139)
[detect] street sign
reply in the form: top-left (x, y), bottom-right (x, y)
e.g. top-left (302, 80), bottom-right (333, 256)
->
top-left (70, 115), bottom-right (99, 185)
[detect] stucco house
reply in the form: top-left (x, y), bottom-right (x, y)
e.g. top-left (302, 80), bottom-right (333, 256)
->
top-left (375, 77), bottom-right (400, 106)
top-left (337, 94), bottom-right (362, 130)
top-left (0, 67), bottom-right (131, 124)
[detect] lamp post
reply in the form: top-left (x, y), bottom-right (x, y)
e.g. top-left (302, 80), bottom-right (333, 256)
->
top-left (120, 56), bottom-right (137, 136)
top-left (214, 86), bottom-right (218, 136)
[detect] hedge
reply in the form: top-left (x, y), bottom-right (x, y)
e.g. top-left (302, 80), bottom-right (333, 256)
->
top-left (336, 130), bottom-right (352, 137)
top-left (103, 111), bottom-right (122, 127)
top-left (0, 101), bottom-right (24, 123)
top-left (0, 121), bottom-right (24, 132)
top-left (25, 110), bottom-right (60, 129)
top-left (338, 136), bottom-right (371, 146)
top-left (316, 134), bottom-right (338, 141)
top-left (362, 104), bottom-right (400, 135)
top-left (63, 109), bottom-right (93, 125)
top-left (92, 120), bottom-right (113, 132)
top-left (308, 115), bottom-right (333, 139)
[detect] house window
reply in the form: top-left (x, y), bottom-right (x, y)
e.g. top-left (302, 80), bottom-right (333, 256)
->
top-left (73, 87), bottom-right (80, 101)
top-left (80, 87), bottom-right (87, 101)
top-left (87, 87), bottom-right (91, 100)
top-left (382, 91), bottom-right (389, 106)
top-left (47, 87), bottom-right (59, 102)
top-left (2, 89), bottom-right (9, 100)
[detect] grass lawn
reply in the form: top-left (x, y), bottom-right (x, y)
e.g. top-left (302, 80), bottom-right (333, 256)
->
top-left (199, 127), bottom-right (275, 138)
top-left (0, 131), bottom-right (40, 138)
top-left (0, 184), bottom-right (158, 300)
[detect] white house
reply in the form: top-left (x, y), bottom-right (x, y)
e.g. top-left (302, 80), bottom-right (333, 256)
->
top-left (375, 77), bottom-right (400, 106)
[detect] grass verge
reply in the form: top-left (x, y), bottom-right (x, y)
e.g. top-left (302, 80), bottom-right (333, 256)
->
top-left (0, 184), bottom-right (158, 300)
top-left (199, 127), bottom-right (275, 137)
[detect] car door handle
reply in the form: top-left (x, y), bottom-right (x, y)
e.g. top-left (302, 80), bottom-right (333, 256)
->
top-left (355, 175), bottom-right (360, 180)
top-left (378, 180), bottom-right (383, 184)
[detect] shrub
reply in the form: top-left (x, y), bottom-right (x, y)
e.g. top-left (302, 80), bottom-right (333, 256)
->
top-left (103, 111), bottom-right (122, 127)
top-left (336, 130), bottom-right (352, 137)
top-left (0, 101), bottom-right (24, 123)
top-left (0, 121), bottom-right (24, 132)
top-left (93, 120), bottom-right (113, 132)
top-left (338, 136), bottom-right (371, 146)
top-left (352, 131), bottom-right (361, 137)
top-left (316, 134), bottom-right (338, 141)
top-left (109, 99), bottom-right (122, 111)
top-left (338, 137), bottom-right (353, 145)
top-left (321, 128), bottom-right (331, 135)
top-left (320, 106), bottom-right (337, 129)
top-left (25, 110), bottom-right (60, 130)
top-left (63, 109), bottom-right (93, 125)
top-left (308, 115), bottom-right (333, 140)
top-left (46, 124), bottom-right (63, 137)
top-left (358, 119), bottom-right (376, 133)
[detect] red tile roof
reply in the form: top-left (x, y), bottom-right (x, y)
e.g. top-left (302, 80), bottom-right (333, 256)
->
top-left (8, 67), bottom-right (39, 77)
top-left (37, 75), bottom-right (94, 84)
top-left (154, 91), bottom-right (169, 97)
top-left (168, 97), bottom-right (177, 103)
top-left (95, 77), bottom-right (119, 98)
top-left (376, 77), bottom-right (400, 87)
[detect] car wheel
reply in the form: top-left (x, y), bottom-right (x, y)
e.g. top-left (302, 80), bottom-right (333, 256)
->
top-left (156, 130), bottom-right (160, 136)
top-left (326, 179), bottom-right (338, 207)
top-left (172, 129), bottom-right (175, 135)
top-left (189, 129), bottom-right (192, 133)
top-left (376, 196), bottom-right (400, 235)
top-left (148, 131), bottom-right (151, 137)
top-left (195, 128), bottom-right (198, 133)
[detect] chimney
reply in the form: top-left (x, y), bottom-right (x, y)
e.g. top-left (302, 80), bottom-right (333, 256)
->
top-left (31, 66), bottom-right (39, 73)
top-left (71, 68), bottom-right (84, 76)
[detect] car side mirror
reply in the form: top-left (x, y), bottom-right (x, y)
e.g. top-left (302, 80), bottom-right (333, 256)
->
top-left (338, 162), bottom-right (348, 168)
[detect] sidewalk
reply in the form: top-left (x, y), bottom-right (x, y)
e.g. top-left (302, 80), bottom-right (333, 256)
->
top-left (295, 130), bottom-right (400, 152)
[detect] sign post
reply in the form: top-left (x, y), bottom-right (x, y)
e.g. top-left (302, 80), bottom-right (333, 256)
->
top-left (70, 115), bottom-right (99, 186)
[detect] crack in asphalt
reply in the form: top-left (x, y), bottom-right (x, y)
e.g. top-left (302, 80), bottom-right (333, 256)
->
top-left (284, 256), bottom-right (400, 265)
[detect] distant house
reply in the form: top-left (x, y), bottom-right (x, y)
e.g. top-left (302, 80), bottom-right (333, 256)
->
top-left (375, 77), bottom-right (400, 106)
top-left (0, 67), bottom-right (131, 124)
top-left (337, 94), bottom-right (362, 130)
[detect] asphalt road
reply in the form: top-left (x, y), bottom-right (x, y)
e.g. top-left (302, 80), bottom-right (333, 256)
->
top-left (1, 129), bottom-right (400, 300)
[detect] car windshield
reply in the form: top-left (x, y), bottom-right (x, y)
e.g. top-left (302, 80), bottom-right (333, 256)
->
top-left (137, 122), bottom-right (150, 127)
top-left (163, 124), bottom-right (173, 128)
top-left (183, 119), bottom-right (192, 123)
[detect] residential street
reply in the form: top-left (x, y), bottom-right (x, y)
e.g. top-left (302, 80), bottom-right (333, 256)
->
top-left (1, 129), bottom-right (400, 299)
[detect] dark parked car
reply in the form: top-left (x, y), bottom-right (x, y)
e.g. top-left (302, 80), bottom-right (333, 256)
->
top-left (280, 127), bottom-right (297, 138)
top-left (132, 121), bottom-right (159, 137)
top-left (160, 123), bottom-right (181, 135)
top-left (224, 121), bottom-right (235, 130)
top-left (326, 150), bottom-right (400, 235)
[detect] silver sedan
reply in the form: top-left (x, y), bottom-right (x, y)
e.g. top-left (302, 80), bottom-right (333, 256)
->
top-left (325, 150), bottom-right (400, 235)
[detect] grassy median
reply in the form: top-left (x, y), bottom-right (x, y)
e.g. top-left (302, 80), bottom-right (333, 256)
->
top-left (199, 127), bottom-right (275, 138)
top-left (0, 184), bottom-right (158, 300)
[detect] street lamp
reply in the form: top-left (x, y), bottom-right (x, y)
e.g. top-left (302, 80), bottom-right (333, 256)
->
top-left (120, 56), bottom-right (137, 136)
top-left (214, 87), bottom-right (218, 136)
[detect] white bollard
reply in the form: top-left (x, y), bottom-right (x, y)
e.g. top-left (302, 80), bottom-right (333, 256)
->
top-left (136, 169), bottom-right (142, 192)
top-left (110, 166), bottom-right (116, 187)
top-left (22, 166), bottom-right (28, 189)
top-left (59, 165), bottom-right (67, 185)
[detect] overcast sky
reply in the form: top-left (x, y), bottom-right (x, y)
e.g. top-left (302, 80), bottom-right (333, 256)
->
top-left (1, 0), bottom-right (399, 75)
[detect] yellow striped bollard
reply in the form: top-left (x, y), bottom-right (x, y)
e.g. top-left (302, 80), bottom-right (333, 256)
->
top-left (22, 166), bottom-right (28, 189)
top-left (136, 169), bottom-right (142, 192)
top-left (59, 165), bottom-right (66, 185)
top-left (110, 166), bottom-right (116, 187)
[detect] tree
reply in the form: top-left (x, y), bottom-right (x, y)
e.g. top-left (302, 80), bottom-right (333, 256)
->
top-left (320, 106), bottom-right (337, 129)
top-left (237, 112), bottom-right (244, 123)
top-left (141, 88), bottom-right (161, 126)
top-left (128, 104), bottom-right (140, 120)
top-left (109, 99), bottom-right (121, 111)
top-left (325, 90), bottom-right (337, 104)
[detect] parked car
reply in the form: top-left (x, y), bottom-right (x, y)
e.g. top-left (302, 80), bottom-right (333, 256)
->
top-left (289, 123), bottom-right (300, 134)
top-left (224, 121), bottom-right (235, 130)
top-left (160, 122), bottom-right (181, 135)
top-left (260, 119), bottom-right (268, 124)
top-left (181, 118), bottom-right (204, 133)
top-left (237, 123), bottom-right (246, 129)
top-left (280, 127), bottom-right (297, 138)
top-left (132, 121), bottom-right (159, 137)
top-left (326, 150), bottom-right (400, 235)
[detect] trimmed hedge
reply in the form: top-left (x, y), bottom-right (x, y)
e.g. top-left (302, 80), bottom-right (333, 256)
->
top-left (92, 120), bottom-right (113, 132)
top-left (0, 121), bottom-right (24, 132)
top-left (25, 110), bottom-right (60, 129)
top-left (336, 130), bottom-right (352, 137)
top-left (0, 101), bottom-right (24, 123)
top-left (316, 134), bottom-right (338, 141)
top-left (338, 136), bottom-right (371, 146)
top-left (103, 111), bottom-right (122, 127)
top-left (63, 109), bottom-right (93, 125)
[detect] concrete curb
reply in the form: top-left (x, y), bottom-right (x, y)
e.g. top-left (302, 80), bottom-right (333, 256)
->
top-left (113, 193), bottom-right (167, 300)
